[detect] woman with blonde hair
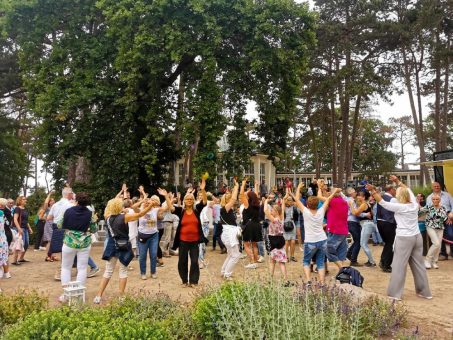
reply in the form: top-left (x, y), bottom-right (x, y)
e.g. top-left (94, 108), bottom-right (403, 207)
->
top-left (367, 176), bottom-right (432, 301)
top-left (93, 194), bottom-right (156, 304)
top-left (219, 179), bottom-right (240, 280)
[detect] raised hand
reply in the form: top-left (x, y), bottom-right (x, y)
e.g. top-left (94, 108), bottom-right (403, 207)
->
top-left (157, 188), bottom-right (168, 196)
top-left (200, 177), bottom-right (206, 191)
top-left (365, 184), bottom-right (375, 192)
top-left (389, 175), bottom-right (399, 183)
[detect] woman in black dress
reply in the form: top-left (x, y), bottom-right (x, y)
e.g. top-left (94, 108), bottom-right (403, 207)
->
top-left (239, 178), bottom-right (262, 269)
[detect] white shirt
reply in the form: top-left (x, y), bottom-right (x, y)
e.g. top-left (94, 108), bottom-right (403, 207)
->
top-left (138, 207), bottom-right (159, 235)
top-left (378, 189), bottom-right (420, 237)
top-left (303, 207), bottom-right (327, 243)
top-left (48, 198), bottom-right (73, 226)
top-left (127, 208), bottom-right (138, 239)
top-left (200, 205), bottom-right (214, 228)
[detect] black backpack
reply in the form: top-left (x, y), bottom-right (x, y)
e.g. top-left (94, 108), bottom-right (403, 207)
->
top-left (335, 266), bottom-right (364, 288)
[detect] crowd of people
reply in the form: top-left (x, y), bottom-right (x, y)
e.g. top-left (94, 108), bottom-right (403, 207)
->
top-left (0, 175), bottom-right (452, 303)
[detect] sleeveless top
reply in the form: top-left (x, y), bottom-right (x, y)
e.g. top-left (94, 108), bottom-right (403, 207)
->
top-left (360, 204), bottom-right (373, 221)
top-left (220, 207), bottom-right (236, 226)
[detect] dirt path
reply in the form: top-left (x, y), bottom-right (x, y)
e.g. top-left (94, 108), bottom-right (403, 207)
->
top-left (1, 244), bottom-right (452, 338)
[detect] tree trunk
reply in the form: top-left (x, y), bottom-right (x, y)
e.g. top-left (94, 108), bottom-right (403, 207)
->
top-left (434, 31), bottom-right (442, 151)
top-left (169, 72), bottom-right (185, 186)
top-left (346, 95), bottom-right (361, 181)
top-left (330, 94), bottom-right (337, 185)
top-left (305, 96), bottom-right (320, 178)
top-left (441, 35), bottom-right (450, 150)
top-left (402, 48), bottom-right (430, 185)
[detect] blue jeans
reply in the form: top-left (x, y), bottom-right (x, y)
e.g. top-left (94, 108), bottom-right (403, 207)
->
top-left (360, 221), bottom-right (376, 264)
top-left (372, 227), bottom-right (383, 244)
top-left (346, 221), bottom-right (361, 262)
top-left (303, 240), bottom-right (327, 269)
top-left (326, 233), bottom-right (348, 263)
top-left (88, 257), bottom-right (97, 269)
top-left (21, 228), bottom-right (30, 251)
top-left (138, 232), bottom-right (159, 275)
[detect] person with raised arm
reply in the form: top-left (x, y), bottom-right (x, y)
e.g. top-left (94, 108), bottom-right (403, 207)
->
top-left (239, 178), bottom-right (263, 269)
top-left (93, 195), bottom-right (155, 304)
top-left (219, 179), bottom-right (241, 280)
top-left (366, 176), bottom-right (432, 301)
top-left (294, 183), bottom-right (341, 284)
top-left (169, 177), bottom-right (208, 287)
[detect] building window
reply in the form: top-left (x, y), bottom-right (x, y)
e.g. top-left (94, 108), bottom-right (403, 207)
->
top-left (245, 162), bottom-right (254, 178)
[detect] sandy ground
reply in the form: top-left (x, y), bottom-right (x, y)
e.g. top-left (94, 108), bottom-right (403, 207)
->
top-left (1, 243), bottom-right (453, 339)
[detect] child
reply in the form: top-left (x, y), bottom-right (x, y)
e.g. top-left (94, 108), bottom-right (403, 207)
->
top-left (264, 198), bottom-right (288, 285)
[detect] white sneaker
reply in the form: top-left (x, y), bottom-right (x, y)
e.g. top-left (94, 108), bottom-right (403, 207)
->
top-left (93, 296), bottom-right (101, 304)
top-left (3, 272), bottom-right (11, 279)
top-left (432, 262), bottom-right (439, 269)
top-left (151, 273), bottom-right (157, 279)
top-left (257, 256), bottom-right (264, 263)
top-left (141, 275), bottom-right (147, 280)
top-left (39, 246), bottom-right (46, 251)
top-left (424, 260), bottom-right (432, 269)
top-left (244, 263), bottom-right (257, 269)
top-left (87, 267), bottom-right (100, 278)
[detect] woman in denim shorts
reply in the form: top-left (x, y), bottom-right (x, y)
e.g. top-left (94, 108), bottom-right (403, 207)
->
top-left (293, 183), bottom-right (341, 284)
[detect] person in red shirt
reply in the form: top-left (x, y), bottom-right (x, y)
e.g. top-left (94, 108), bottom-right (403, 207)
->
top-left (170, 178), bottom-right (207, 287)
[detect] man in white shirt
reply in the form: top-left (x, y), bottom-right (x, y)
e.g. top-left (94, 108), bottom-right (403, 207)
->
top-left (47, 187), bottom-right (74, 280)
top-left (427, 182), bottom-right (453, 260)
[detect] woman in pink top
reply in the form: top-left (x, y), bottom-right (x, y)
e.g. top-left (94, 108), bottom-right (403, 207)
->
top-left (318, 184), bottom-right (348, 271)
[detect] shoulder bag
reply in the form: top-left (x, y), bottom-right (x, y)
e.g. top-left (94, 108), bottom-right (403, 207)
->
top-left (106, 216), bottom-right (129, 251)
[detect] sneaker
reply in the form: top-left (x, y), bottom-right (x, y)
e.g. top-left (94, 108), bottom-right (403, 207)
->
top-left (88, 267), bottom-right (100, 278)
top-left (3, 272), bottom-right (11, 279)
top-left (350, 261), bottom-right (362, 267)
top-left (39, 246), bottom-right (46, 251)
top-left (18, 259), bottom-right (30, 263)
top-left (244, 263), bottom-right (257, 269)
top-left (169, 250), bottom-right (178, 256)
top-left (93, 296), bottom-right (101, 304)
top-left (54, 274), bottom-right (61, 281)
top-left (432, 262), bottom-right (439, 269)
top-left (141, 274), bottom-right (147, 280)
top-left (290, 257), bottom-right (297, 262)
top-left (151, 273), bottom-right (157, 279)
top-left (388, 296), bottom-right (402, 301)
top-left (220, 248), bottom-right (227, 254)
top-left (364, 261), bottom-right (376, 267)
top-left (156, 262), bottom-right (165, 267)
top-left (424, 260), bottom-right (432, 269)
top-left (416, 294), bottom-right (433, 300)
top-left (240, 254), bottom-right (248, 259)
top-left (12, 262), bottom-right (21, 266)
top-left (257, 256), bottom-right (265, 263)
top-left (34, 249), bottom-right (39, 252)
top-left (223, 275), bottom-right (233, 281)
top-left (382, 267), bottom-right (392, 273)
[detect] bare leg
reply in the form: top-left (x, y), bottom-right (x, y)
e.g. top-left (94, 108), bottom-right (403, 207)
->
top-left (285, 241), bottom-right (290, 258)
top-left (3, 264), bottom-right (9, 274)
top-left (96, 277), bottom-right (110, 298)
top-left (119, 278), bottom-right (127, 294)
top-left (290, 240), bottom-right (295, 258)
top-left (244, 241), bottom-right (253, 262)
top-left (252, 242), bottom-right (259, 262)
top-left (333, 261), bottom-right (343, 271)
top-left (269, 260), bottom-right (276, 278)
top-left (318, 268), bottom-right (326, 284)
top-left (296, 228), bottom-right (302, 248)
top-left (279, 263), bottom-right (288, 280)
top-left (303, 265), bottom-right (311, 282)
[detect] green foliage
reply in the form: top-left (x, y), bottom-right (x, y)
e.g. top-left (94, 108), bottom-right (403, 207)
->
top-left (192, 282), bottom-right (407, 340)
top-left (0, 289), bottom-right (48, 334)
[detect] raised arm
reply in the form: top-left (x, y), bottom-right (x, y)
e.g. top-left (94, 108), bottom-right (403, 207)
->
top-left (349, 200), bottom-right (367, 216)
top-left (263, 199), bottom-right (274, 221)
top-left (254, 180), bottom-right (260, 197)
top-left (323, 188), bottom-right (342, 210)
top-left (124, 201), bottom-right (153, 223)
top-left (199, 177), bottom-right (207, 205)
top-left (225, 179), bottom-right (239, 212)
top-left (239, 177), bottom-right (249, 208)
top-left (294, 182), bottom-right (305, 212)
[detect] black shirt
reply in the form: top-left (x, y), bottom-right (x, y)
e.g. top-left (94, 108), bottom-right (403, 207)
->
top-left (220, 207), bottom-right (236, 226)
top-left (63, 205), bottom-right (92, 232)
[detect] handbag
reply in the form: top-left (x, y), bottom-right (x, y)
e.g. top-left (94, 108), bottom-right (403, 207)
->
top-left (283, 221), bottom-right (294, 232)
top-left (106, 216), bottom-right (130, 251)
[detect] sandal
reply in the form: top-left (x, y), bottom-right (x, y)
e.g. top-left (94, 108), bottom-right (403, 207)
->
top-left (45, 257), bottom-right (54, 262)
top-left (51, 257), bottom-right (59, 261)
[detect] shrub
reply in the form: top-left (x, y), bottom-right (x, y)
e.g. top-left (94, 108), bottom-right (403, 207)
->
top-left (193, 281), bottom-right (407, 340)
top-left (3, 306), bottom-right (168, 340)
top-left (0, 289), bottom-right (48, 334)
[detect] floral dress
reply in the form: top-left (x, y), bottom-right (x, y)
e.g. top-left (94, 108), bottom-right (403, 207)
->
top-left (0, 211), bottom-right (9, 266)
top-left (268, 218), bottom-right (287, 263)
